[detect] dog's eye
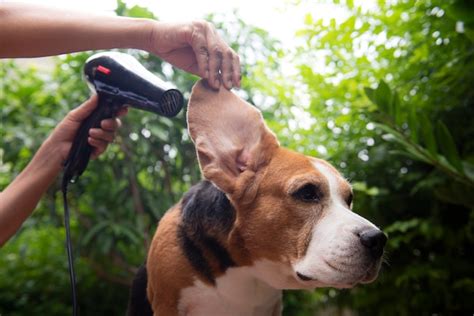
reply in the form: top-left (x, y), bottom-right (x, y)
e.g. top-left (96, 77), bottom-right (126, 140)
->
top-left (292, 184), bottom-right (322, 202)
top-left (345, 192), bottom-right (353, 207)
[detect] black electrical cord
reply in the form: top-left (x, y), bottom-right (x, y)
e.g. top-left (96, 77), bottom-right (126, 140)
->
top-left (62, 182), bottom-right (78, 316)
top-left (60, 98), bottom-right (118, 316)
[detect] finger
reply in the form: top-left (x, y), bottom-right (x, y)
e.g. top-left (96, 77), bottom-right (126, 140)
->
top-left (117, 106), bottom-right (128, 117)
top-left (67, 94), bottom-right (98, 122)
top-left (161, 47), bottom-right (201, 76)
top-left (90, 146), bottom-right (105, 160)
top-left (100, 117), bottom-right (121, 132)
top-left (89, 128), bottom-right (115, 143)
top-left (88, 137), bottom-right (108, 159)
top-left (190, 21), bottom-right (210, 79)
top-left (221, 47), bottom-right (235, 90)
top-left (232, 53), bottom-right (241, 88)
top-left (207, 30), bottom-right (223, 89)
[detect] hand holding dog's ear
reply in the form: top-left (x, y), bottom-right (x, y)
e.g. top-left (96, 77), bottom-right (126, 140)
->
top-left (148, 21), bottom-right (241, 90)
top-left (187, 80), bottom-right (279, 195)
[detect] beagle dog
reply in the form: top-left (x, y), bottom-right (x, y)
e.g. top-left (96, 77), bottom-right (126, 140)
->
top-left (127, 80), bottom-right (387, 316)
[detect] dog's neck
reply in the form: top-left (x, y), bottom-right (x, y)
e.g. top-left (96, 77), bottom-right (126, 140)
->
top-left (178, 263), bottom-right (282, 316)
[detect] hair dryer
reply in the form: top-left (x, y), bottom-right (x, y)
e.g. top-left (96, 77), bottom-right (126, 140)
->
top-left (61, 52), bottom-right (183, 316)
top-left (63, 52), bottom-right (184, 186)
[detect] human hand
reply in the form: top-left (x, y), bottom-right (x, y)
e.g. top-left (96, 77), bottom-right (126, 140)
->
top-left (147, 20), bottom-right (241, 90)
top-left (48, 95), bottom-right (128, 163)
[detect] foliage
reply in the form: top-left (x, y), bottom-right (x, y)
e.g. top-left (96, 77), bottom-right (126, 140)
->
top-left (1, 0), bottom-right (474, 315)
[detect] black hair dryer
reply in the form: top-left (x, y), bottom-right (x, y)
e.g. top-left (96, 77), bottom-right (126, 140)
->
top-left (61, 52), bottom-right (183, 316)
top-left (63, 52), bottom-right (184, 185)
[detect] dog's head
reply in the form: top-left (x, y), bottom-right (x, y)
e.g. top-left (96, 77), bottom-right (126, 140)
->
top-left (187, 80), bottom-right (386, 290)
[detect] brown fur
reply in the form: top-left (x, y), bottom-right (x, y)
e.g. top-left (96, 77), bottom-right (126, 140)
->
top-left (147, 206), bottom-right (194, 314)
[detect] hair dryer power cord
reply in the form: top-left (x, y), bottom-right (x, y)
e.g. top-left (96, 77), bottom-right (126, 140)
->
top-left (62, 180), bottom-right (78, 316)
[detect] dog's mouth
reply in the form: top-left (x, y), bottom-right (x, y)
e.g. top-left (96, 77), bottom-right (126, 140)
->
top-left (360, 259), bottom-right (383, 284)
top-left (296, 271), bottom-right (315, 282)
top-left (294, 258), bottom-right (382, 288)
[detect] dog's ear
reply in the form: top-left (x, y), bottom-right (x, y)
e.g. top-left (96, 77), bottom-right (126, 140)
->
top-left (187, 80), bottom-right (279, 196)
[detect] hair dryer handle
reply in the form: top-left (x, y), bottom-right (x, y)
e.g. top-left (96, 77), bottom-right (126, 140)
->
top-left (63, 96), bottom-right (122, 187)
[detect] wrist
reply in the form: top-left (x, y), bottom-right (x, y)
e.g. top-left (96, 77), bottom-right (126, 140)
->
top-left (83, 15), bottom-right (157, 52)
top-left (31, 138), bottom-right (64, 176)
top-left (11, 138), bottom-right (63, 197)
top-left (137, 18), bottom-right (159, 53)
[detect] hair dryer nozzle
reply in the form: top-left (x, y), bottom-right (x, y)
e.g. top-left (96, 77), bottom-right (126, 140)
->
top-left (84, 52), bottom-right (183, 117)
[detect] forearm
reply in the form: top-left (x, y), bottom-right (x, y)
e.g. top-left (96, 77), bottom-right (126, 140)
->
top-left (0, 3), bottom-right (153, 58)
top-left (0, 139), bottom-right (62, 246)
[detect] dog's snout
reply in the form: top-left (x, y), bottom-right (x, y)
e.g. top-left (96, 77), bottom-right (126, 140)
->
top-left (359, 229), bottom-right (387, 258)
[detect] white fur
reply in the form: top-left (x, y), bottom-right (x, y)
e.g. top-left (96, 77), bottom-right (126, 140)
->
top-left (293, 160), bottom-right (378, 288)
top-left (178, 261), bottom-right (282, 316)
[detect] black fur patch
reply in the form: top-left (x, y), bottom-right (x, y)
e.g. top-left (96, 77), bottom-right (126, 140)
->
top-left (181, 181), bottom-right (235, 235)
top-left (177, 227), bottom-right (217, 285)
top-left (178, 181), bottom-right (237, 284)
top-left (201, 234), bottom-right (236, 272)
top-left (126, 265), bottom-right (153, 316)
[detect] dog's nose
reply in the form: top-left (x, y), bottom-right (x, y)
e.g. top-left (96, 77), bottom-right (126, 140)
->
top-left (359, 229), bottom-right (387, 258)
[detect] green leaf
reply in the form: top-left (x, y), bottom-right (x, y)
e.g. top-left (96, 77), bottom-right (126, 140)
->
top-left (385, 218), bottom-right (420, 234)
top-left (374, 123), bottom-right (432, 163)
top-left (304, 13), bottom-right (313, 25)
top-left (392, 91), bottom-right (402, 125)
top-left (374, 80), bottom-right (392, 114)
top-left (118, 226), bottom-right (141, 244)
top-left (405, 147), bottom-right (432, 164)
top-left (436, 121), bottom-right (463, 172)
top-left (82, 221), bottom-right (109, 246)
top-left (420, 114), bottom-right (438, 155)
top-left (408, 107), bottom-right (418, 143)
top-left (364, 87), bottom-right (376, 105)
top-left (434, 181), bottom-right (474, 208)
top-left (447, 0), bottom-right (474, 23)
top-left (464, 22), bottom-right (474, 42)
top-left (127, 5), bottom-right (155, 19)
top-left (374, 123), bottom-right (410, 147)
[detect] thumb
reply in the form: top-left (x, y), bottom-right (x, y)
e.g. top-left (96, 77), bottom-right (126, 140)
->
top-left (67, 94), bottom-right (98, 122)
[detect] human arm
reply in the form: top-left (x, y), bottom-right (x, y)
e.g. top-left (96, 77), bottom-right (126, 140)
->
top-left (0, 95), bottom-right (125, 246)
top-left (0, 3), bottom-right (240, 89)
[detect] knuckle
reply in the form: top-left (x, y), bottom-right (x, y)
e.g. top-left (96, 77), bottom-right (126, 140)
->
top-left (232, 53), bottom-right (240, 66)
top-left (198, 45), bottom-right (209, 56)
top-left (192, 32), bottom-right (205, 45)
top-left (192, 20), bottom-right (207, 31)
top-left (213, 46), bottom-right (223, 58)
top-left (189, 22), bottom-right (207, 45)
top-left (207, 21), bottom-right (216, 31)
top-left (182, 23), bottom-right (193, 36)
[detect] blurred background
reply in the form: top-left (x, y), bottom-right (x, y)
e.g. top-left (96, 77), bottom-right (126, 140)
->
top-left (1, 0), bottom-right (474, 315)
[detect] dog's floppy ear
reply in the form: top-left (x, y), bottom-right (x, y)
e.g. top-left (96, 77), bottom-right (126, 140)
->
top-left (187, 80), bottom-right (279, 195)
